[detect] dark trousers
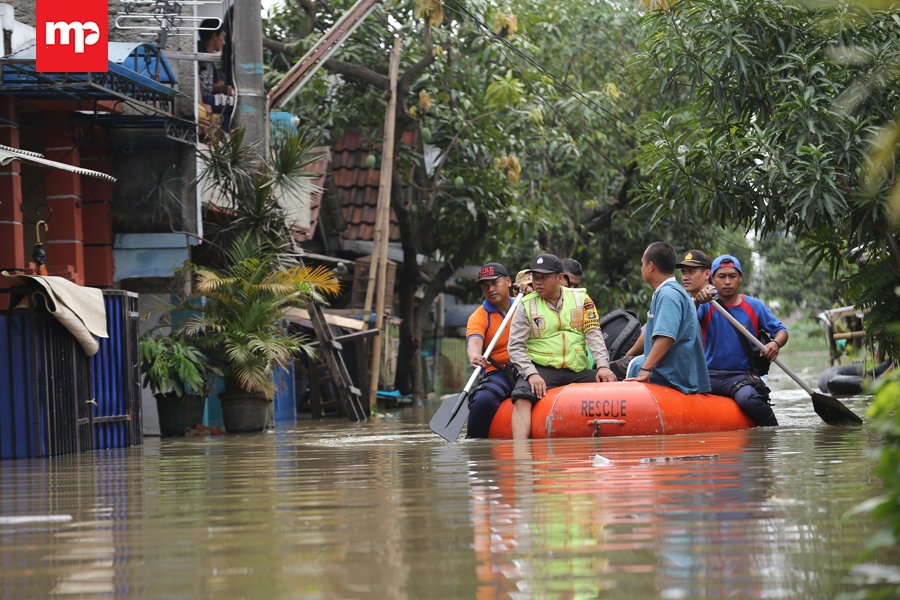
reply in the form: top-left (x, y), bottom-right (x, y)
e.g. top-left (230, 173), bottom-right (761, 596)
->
top-left (511, 365), bottom-right (597, 403)
top-left (609, 355), bottom-right (635, 381)
top-left (202, 93), bottom-right (234, 130)
top-left (709, 370), bottom-right (777, 426)
top-left (466, 371), bottom-right (512, 439)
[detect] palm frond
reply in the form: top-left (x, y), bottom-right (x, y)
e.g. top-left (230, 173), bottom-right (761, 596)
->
top-left (287, 265), bottom-right (341, 292)
top-left (199, 128), bottom-right (258, 206)
top-left (189, 131), bottom-right (334, 396)
top-left (269, 128), bottom-right (324, 198)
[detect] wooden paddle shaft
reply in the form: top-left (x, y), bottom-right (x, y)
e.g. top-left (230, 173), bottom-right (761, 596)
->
top-left (461, 292), bottom-right (524, 395)
top-left (711, 300), bottom-right (816, 396)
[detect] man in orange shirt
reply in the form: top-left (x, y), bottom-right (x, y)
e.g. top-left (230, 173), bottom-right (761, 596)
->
top-left (466, 263), bottom-right (515, 438)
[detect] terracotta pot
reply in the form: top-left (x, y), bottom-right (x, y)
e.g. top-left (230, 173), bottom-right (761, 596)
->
top-left (155, 393), bottom-right (205, 437)
top-left (219, 390), bottom-right (269, 433)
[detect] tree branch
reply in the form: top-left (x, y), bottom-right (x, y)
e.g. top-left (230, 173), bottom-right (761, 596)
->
top-left (398, 23), bottom-right (450, 101)
top-left (415, 211), bottom-right (488, 328)
top-left (263, 36), bottom-right (296, 54)
top-left (584, 162), bottom-right (638, 233)
top-left (297, 0), bottom-right (316, 12)
top-left (323, 59), bottom-right (390, 90)
top-left (399, 42), bottom-right (451, 98)
top-left (297, 0), bottom-right (317, 39)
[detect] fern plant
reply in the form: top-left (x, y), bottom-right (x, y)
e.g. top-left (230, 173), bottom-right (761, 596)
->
top-left (182, 236), bottom-right (340, 399)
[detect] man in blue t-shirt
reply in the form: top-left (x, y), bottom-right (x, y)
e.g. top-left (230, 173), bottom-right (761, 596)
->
top-left (697, 255), bottom-right (788, 426)
top-left (627, 242), bottom-right (710, 394)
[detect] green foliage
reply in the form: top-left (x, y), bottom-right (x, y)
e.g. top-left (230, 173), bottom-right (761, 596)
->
top-left (264, 0), bottom-right (778, 321)
top-left (485, 70), bottom-right (525, 108)
top-left (634, 0), bottom-right (900, 354)
top-left (267, 0), bottom-right (526, 257)
top-left (200, 127), bottom-right (324, 263)
top-left (842, 365), bottom-right (900, 597)
top-left (139, 333), bottom-right (217, 398)
top-left (749, 233), bottom-right (850, 316)
top-left (844, 260), bottom-right (900, 357)
top-left (483, 0), bottom-right (765, 311)
top-left (183, 236), bottom-right (341, 398)
top-left (192, 126), bottom-right (342, 399)
top-left (263, 0), bottom-right (857, 390)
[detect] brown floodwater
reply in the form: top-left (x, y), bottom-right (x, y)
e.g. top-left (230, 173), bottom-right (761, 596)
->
top-left (1, 386), bottom-right (898, 598)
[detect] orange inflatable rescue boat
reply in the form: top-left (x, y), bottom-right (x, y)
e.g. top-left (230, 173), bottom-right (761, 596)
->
top-left (487, 381), bottom-right (756, 439)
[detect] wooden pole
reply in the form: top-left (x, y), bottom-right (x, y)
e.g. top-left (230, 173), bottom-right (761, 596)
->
top-left (361, 177), bottom-right (390, 316)
top-left (361, 188), bottom-right (384, 316)
top-left (368, 38), bottom-right (401, 412)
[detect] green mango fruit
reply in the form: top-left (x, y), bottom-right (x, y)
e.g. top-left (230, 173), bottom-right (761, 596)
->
top-left (454, 176), bottom-right (464, 189)
top-left (421, 127), bottom-right (432, 143)
top-left (365, 154), bottom-right (377, 169)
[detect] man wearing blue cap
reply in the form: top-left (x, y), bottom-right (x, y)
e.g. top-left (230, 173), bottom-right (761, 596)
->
top-left (698, 255), bottom-right (788, 426)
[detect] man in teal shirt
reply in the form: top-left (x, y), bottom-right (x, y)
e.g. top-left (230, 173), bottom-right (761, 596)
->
top-left (627, 242), bottom-right (710, 394)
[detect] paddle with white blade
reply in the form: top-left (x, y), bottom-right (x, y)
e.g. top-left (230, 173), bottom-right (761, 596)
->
top-left (429, 292), bottom-right (524, 442)
top-left (711, 299), bottom-right (862, 426)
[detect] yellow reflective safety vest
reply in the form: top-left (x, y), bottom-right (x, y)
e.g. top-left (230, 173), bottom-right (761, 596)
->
top-left (523, 287), bottom-right (593, 372)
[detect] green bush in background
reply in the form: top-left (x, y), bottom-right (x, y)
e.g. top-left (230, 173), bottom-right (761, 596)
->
top-left (844, 353), bottom-right (900, 598)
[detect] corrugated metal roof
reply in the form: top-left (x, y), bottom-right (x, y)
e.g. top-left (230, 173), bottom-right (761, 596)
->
top-left (0, 41), bottom-right (177, 116)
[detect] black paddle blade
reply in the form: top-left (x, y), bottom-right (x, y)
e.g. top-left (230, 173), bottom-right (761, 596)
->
top-left (812, 392), bottom-right (863, 426)
top-left (429, 392), bottom-right (470, 442)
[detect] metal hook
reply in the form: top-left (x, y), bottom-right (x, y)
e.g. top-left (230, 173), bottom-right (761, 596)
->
top-left (21, 203), bottom-right (52, 225)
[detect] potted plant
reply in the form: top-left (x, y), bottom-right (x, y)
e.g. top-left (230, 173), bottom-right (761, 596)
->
top-left (183, 238), bottom-right (340, 433)
top-left (140, 331), bottom-right (218, 437)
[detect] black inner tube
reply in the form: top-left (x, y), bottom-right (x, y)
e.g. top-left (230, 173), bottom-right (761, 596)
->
top-left (818, 361), bottom-right (893, 394)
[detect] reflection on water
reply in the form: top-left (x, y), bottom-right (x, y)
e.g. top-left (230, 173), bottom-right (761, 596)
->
top-left (0, 391), bottom-right (895, 599)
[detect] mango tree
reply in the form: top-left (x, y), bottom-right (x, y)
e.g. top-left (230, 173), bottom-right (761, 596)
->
top-left (263, 0), bottom-right (725, 399)
top-left (633, 0), bottom-right (900, 353)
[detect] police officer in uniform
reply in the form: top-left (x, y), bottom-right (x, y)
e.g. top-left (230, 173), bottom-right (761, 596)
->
top-left (507, 254), bottom-right (616, 439)
top-left (676, 249), bottom-right (715, 303)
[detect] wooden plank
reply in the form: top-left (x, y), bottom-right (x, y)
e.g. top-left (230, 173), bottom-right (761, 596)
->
top-left (833, 331), bottom-right (866, 340)
top-left (283, 307), bottom-right (366, 331)
top-left (307, 328), bottom-right (379, 348)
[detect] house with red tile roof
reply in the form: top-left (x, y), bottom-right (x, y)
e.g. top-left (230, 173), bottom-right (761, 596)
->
top-left (296, 129), bottom-right (417, 253)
